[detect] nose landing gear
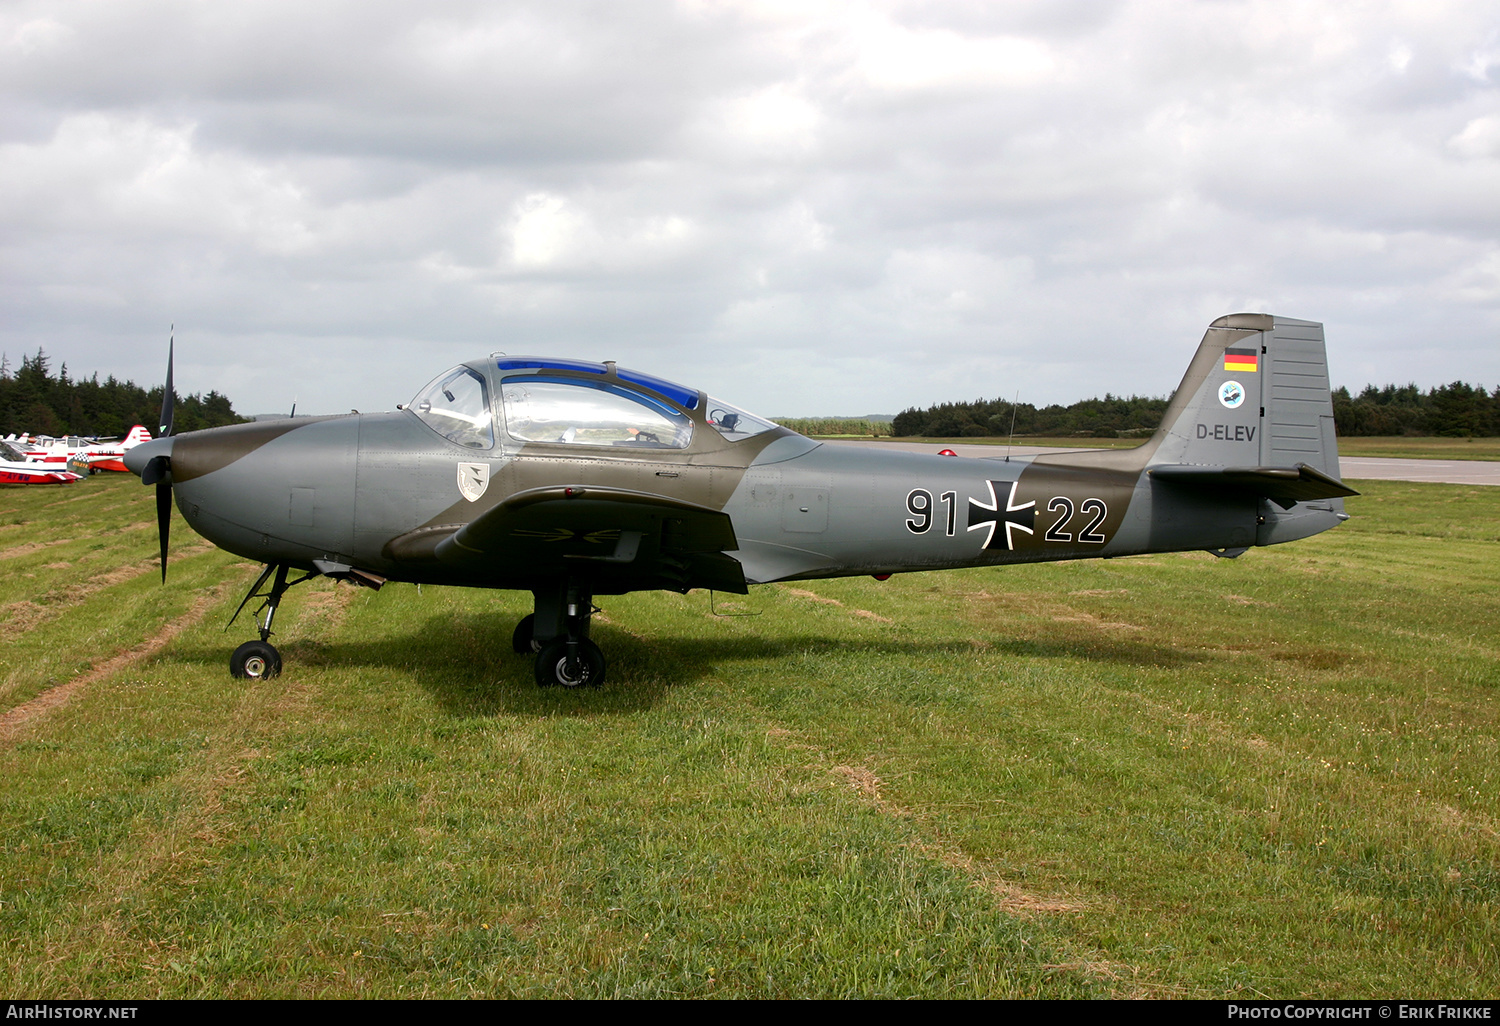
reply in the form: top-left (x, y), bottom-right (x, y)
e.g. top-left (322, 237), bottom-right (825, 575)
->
top-left (227, 563), bottom-right (312, 679)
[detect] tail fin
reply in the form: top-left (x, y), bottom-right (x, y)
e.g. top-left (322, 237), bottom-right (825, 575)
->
top-left (1147, 314), bottom-right (1341, 476)
top-left (1035, 313), bottom-right (1356, 549)
top-left (123, 425), bottom-right (153, 448)
top-left (1146, 313), bottom-right (1356, 544)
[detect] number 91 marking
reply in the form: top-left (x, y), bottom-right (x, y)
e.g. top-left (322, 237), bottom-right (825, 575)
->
top-left (906, 489), bottom-right (957, 535)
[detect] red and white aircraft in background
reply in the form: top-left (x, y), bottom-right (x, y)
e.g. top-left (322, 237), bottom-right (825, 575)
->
top-left (0, 439), bottom-right (82, 484)
top-left (4, 425), bottom-right (152, 473)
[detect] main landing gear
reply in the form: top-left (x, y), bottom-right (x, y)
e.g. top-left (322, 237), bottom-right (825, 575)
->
top-left (223, 564), bottom-right (607, 688)
top-left (515, 581), bottom-right (607, 688)
top-left (227, 564), bottom-right (317, 679)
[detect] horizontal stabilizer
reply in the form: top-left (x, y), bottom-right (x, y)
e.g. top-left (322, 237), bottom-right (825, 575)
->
top-left (1150, 463), bottom-right (1359, 510)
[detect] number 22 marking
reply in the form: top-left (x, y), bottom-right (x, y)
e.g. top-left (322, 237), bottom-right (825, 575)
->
top-left (1045, 496), bottom-right (1107, 543)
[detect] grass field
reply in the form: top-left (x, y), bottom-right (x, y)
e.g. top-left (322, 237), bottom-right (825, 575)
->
top-left (1, 474), bottom-right (1496, 998)
top-left (868, 435), bottom-right (1500, 461)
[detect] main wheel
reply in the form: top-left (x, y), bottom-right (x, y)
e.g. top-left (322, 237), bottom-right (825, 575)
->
top-left (511, 613), bottom-right (539, 654)
top-left (534, 638), bottom-right (605, 688)
top-left (230, 640), bottom-right (282, 679)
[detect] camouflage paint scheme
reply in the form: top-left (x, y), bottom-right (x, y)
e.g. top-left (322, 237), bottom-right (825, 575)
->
top-left (126, 313), bottom-right (1356, 684)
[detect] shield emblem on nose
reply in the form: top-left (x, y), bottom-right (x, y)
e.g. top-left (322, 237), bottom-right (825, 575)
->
top-left (457, 462), bottom-right (490, 502)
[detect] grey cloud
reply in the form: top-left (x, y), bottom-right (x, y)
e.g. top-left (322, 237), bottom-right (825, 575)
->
top-left (2, 0), bottom-right (1497, 421)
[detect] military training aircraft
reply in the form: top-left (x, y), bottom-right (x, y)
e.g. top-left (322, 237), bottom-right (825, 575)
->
top-left (125, 313), bottom-right (1357, 687)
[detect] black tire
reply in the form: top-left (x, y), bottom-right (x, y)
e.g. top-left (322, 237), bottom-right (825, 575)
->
top-left (534, 638), bottom-right (605, 689)
top-left (230, 640), bottom-right (282, 679)
top-left (511, 614), bottom-right (538, 655)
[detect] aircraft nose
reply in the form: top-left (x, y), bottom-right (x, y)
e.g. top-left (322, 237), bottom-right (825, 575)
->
top-left (124, 436), bottom-right (174, 477)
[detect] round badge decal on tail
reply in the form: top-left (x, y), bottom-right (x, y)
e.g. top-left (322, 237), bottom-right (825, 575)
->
top-left (1219, 381), bottom-right (1245, 409)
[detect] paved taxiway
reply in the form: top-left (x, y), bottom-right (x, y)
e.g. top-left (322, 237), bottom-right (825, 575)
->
top-left (823, 440), bottom-right (1500, 487)
top-left (1337, 457), bottom-right (1500, 486)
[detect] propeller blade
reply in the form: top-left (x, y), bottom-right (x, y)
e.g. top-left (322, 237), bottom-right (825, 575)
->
top-left (149, 332), bottom-right (176, 583)
top-left (155, 480), bottom-right (172, 583)
top-left (159, 330), bottom-right (175, 438)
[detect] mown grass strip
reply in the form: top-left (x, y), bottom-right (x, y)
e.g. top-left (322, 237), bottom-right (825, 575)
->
top-left (0, 474), bottom-right (1495, 997)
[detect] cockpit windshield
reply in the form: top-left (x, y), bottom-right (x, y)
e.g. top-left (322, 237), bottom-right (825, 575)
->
top-left (704, 397), bottom-right (778, 441)
top-left (410, 366), bottom-right (495, 449)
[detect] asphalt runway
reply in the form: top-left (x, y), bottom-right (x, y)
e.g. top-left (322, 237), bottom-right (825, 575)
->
top-left (1336, 457), bottom-right (1500, 486)
top-left (822, 439), bottom-right (1500, 487)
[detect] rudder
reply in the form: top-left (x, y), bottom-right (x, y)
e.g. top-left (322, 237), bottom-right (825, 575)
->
top-left (1259, 316), bottom-right (1341, 480)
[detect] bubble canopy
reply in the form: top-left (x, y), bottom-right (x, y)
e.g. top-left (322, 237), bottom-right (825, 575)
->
top-left (409, 358), bottom-right (779, 449)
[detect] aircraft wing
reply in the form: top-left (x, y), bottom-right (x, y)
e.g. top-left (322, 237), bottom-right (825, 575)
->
top-left (1150, 463), bottom-right (1359, 510)
top-left (428, 485), bottom-right (748, 593)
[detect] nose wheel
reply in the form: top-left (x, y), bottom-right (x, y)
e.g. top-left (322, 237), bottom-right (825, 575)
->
top-left (230, 639), bottom-right (282, 679)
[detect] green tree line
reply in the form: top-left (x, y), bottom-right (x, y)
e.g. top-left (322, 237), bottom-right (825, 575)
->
top-left (1330, 383), bottom-right (1500, 437)
top-left (892, 382), bottom-right (1500, 438)
top-left (774, 417), bottom-right (894, 437)
top-left (892, 393), bottom-right (1167, 438)
top-left (0, 350), bottom-right (247, 438)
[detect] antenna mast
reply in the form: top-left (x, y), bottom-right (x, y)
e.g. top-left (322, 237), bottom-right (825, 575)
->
top-left (1005, 390), bottom-right (1019, 462)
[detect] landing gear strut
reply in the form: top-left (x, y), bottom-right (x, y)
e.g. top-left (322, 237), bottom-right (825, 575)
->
top-left (227, 563), bottom-right (316, 679)
top-left (522, 580), bottom-right (606, 688)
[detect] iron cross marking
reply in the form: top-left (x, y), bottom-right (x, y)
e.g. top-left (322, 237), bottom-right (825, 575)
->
top-left (967, 480), bottom-right (1036, 551)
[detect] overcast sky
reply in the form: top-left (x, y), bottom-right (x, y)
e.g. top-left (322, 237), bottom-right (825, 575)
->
top-left (3, 1), bottom-right (1497, 418)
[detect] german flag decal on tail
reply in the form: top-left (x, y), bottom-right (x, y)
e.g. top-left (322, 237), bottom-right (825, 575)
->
top-left (1223, 347), bottom-right (1259, 372)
